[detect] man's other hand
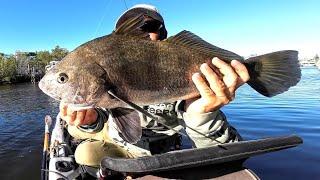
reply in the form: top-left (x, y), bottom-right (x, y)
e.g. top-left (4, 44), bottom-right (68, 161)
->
top-left (59, 102), bottom-right (98, 126)
top-left (185, 57), bottom-right (250, 114)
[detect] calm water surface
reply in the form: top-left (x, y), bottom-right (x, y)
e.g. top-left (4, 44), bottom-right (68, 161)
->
top-left (0, 68), bottom-right (319, 179)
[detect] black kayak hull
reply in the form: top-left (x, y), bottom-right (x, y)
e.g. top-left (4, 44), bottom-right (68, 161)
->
top-left (101, 135), bottom-right (302, 173)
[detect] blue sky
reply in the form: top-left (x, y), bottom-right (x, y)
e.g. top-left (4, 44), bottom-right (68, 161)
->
top-left (0, 0), bottom-right (319, 58)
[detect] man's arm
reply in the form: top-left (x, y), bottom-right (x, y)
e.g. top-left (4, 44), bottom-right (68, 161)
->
top-left (59, 104), bottom-right (109, 133)
top-left (59, 103), bottom-right (98, 126)
top-left (182, 108), bottom-right (241, 148)
top-left (182, 58), bottom-right (249, 147)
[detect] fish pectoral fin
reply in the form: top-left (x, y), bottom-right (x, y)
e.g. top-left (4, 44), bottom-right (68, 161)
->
top-left (110, 108), bottom-right (142, 144)
top-left (113, 13), bottom-right (150, 39)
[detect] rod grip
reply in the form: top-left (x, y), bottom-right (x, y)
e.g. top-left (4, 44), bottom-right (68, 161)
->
top-left (43, 133), bottom-right (50, 152)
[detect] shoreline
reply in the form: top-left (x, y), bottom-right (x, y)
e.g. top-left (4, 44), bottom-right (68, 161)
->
top-left (0, 74), bottom-right (43, 85)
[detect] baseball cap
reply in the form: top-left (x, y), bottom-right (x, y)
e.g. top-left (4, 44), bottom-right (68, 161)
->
top-left (115, 4), bottom-right (167, 40)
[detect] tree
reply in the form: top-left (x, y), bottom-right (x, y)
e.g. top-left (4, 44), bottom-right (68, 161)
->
top-left (0, 55), bottom-right (17, 81)
top-left (0, 46), bottom-right (69, 83)
top-left (36, 50), bottom-right (52, 66)
top-left (0, 55), bottom-right (4, 80)
top-left (15, 51), bottom-right (29, 75)
top-left (51, 45), bottom-right (68, 61)
top-left (5, 56), bottom-right (17, 77)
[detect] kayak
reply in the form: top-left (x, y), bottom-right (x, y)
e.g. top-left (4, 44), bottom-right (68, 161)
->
top-left (42, 115), bottom-right (303, 180)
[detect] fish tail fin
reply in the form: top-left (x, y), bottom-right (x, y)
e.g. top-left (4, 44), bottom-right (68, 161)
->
top-left (244, 50), bottom-right (301, 97)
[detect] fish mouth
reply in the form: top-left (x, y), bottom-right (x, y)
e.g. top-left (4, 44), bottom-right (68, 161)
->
top-left (43, 92), bottom-right (62, 101)
top-left (50, 95), bottom-right (62, 101)
top-left (64, 102), bottom-right (95, 111)
top-left (38, 78), bottom-right (62, 100)
top-left (39, 82), bottom-right (62, 101)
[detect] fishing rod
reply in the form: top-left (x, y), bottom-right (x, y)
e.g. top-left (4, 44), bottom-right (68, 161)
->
top-left (41, 115), bottom-right (52, 180)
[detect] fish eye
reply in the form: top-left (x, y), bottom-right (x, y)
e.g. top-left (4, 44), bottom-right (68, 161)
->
top-left (57, 73), bottom-right (68, 84)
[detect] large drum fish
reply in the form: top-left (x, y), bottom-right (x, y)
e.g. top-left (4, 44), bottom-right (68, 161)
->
top-left (39, 15), bottom-right (301, 143)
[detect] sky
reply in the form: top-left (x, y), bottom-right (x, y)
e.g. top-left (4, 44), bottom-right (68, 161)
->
top-left (0, 0), bottom-right (319, 58)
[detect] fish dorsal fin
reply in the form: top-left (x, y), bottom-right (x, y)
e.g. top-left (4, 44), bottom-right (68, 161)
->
top-left (113, 14), bottom-right (150, 39)
top-left (165, 30), bottom-right (240, 59)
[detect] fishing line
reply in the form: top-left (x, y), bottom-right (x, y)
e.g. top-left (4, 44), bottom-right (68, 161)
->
top-left (92, 0), bottom-right (113, 38)
top-left (107, 90), bottom-right (225, 146)
top-left (122, 0), bottom-right (128, 10)
top-left (107, 90), bottom-right (187, 137)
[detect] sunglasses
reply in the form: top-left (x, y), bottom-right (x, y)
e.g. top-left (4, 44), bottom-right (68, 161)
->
top-left (140, 19), bottom-right (163, 33)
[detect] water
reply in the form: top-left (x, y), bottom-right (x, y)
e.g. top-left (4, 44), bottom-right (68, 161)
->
top-left (0, 68), bottom-right (319, 179)
top-left (222, 67), bottom-right (320, 179)
top-left (0, 84), bottom-right (59, 179)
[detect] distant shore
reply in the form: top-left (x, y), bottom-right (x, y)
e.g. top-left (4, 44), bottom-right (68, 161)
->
top-left (0, 74), bottom-right (42, 85)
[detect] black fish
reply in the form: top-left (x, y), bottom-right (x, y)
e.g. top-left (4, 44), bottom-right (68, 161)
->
top-left (39, 15), bottom-right (301, 143)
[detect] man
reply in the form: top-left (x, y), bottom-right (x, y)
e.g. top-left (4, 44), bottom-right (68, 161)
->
top-left (59, 4), bottom-right (250, 166)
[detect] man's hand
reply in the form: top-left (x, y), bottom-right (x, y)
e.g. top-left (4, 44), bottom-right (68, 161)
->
top-left (185, 57), bottom-right (250, 114)
top-left (59, 102), bottom-right (98, 126)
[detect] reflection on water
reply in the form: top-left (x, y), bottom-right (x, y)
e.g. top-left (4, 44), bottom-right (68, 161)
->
top-left (0, 68), bottom-right (319, 179)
